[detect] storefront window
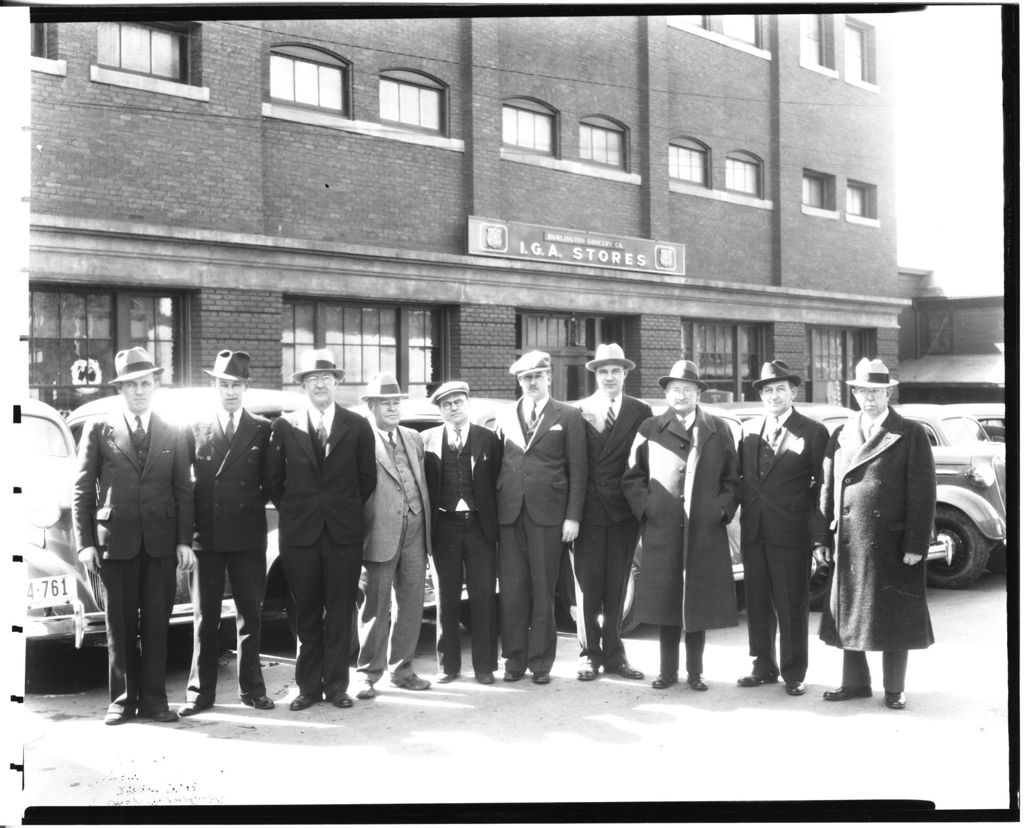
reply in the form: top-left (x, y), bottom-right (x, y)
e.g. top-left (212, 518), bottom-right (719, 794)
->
top-left (681, 320), bottom-right (763, 401)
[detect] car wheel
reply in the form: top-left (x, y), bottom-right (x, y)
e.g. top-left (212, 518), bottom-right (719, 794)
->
top-left (927, 505), bottom-right (992, 589)
top-left (621, 562), bottom-right (641, 634)
top-left (808, 562), bottom-right (832, 612)
top-left (986, 542), bottom-right (1007, 574)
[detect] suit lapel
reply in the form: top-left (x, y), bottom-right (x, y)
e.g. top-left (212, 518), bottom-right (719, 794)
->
top-left (762, 411), bottom-right (803, 478)
top-left (526, 401), bottom-right (555, 452)
top-left (218, 410), bottom-right (256, 475)
top-left (502, 405), bottom-right (528, 451)
top-left (600, 396), bottom-right (636, 458)
top-left (109, 416), bottom-right (142, 473)
top-left (322, 404), bottom-right (348, 462)
top-left (397, 428), bottom-right (424, 487)
top-left (291, 410), bottom-right (320, 468)
top-left (141, 415), bottom-right (173, 479)
top-left (375, 428), bottom-right (402, 484)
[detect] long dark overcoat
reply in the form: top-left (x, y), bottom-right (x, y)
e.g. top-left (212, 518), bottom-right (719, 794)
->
top-left (622, 406), bottom-right (740, 630)
top-left (818, 408), bottom-right (936, 652)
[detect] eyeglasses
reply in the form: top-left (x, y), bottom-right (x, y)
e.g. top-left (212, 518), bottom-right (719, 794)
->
top-left (305, 374), bottom-right (336, 387)
top-left (852, 387), bottom-right (887, 398)
top-left (440, 398), bottom-right (467, 411)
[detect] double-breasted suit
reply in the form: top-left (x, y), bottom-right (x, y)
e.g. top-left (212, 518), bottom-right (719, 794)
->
top-left (357, 425), bottom-right (432, 684)
top-left (572, 393), bottom-right (652, 672)
top-left (73, 412), bottom-right (194, 717)
top-left (265, 404), bottom-right (376, 701)
top-left (737, 409), bottom-right (828, 683)
top-left (496, 398), bottom-right (587, 676)
top-left (185, 409), bottom-right (272, 706)
top-left (423, 422), bottom-right (503, 677)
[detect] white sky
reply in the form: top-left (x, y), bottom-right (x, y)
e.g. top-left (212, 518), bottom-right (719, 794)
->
top-left (891, 4), bottom-right (1006, 297)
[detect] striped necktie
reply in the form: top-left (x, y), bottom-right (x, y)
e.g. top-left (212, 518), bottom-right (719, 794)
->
top-left (605, 401), bottom-right (617, 431)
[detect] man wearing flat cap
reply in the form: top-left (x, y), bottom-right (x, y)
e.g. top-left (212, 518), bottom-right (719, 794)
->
top-left (571, 344), bottom-right (651, 683)
top-left (735, 360), bottom-right (829, 697)
top-left (817, 358), bottom-right (935, 710)
top-left (495, 350), bottom-right (587, 684)
top-left (265, 348), bottom-right (376, 711)
top-left (179, 350), bottom-right (275, 717)
top-left (422, 381), bottom-right (503, 684)
top-left (622, 359), bottom-right (740, 692)
top-left (72, 347), bottom-right (194, 725)
top-left (353, 372), bottom-right (433, 698)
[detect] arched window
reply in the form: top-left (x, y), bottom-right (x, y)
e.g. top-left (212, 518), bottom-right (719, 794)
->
top-left (502, 97), bottom-right (557, 155)
top-left (669, 138), bottom-right (710, 186)
top-left (725, 151), bottom-right (763, 197)
top-left (270, 44), bottom-right (348, 114)
top-left (579, 116), bottom-right (626, 169)
top-left (379, 69), bottom-right (446, 133)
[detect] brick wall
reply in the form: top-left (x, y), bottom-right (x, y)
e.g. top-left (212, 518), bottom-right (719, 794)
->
top-left (769, 321), bottom-right (810, 402)
top-left (449, 303), bottom-right (518, 399)
top-left (625, 314), bottom-right (680, 398)
top-left (190, 289), bottom-right (283, 388)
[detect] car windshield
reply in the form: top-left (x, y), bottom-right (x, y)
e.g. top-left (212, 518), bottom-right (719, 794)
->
top-left (940, 416), bottom-right (990, 445)
top-left (24, 415), bottom-right (72, 458)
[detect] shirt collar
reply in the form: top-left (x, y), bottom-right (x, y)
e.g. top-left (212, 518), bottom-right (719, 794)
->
top-left (308, 403), bottom-right (334, 432)
top-left (124, 409), bottom-right (152, 432)
top-left (523, 395), bottom-right (549, 416)
top-left (861, 408), bottom-right (889, 433)
top-left (217, 407), bottom-right (243, 432)
top-left (445, 422), bottom-right (467, 441)
top-left (766, 408), bottom-right (793, 431)
top-left (681, 410), bottom-right (696, 431)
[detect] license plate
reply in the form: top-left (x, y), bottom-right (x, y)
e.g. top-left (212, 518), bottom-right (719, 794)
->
top-left (27, 575), bottom-right (74, 610)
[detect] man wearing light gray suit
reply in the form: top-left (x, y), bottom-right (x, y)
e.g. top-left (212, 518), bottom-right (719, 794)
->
top-left (495, 351), bottom-right (587, 685)
top-left (355, 372), bottom-right (433, 699)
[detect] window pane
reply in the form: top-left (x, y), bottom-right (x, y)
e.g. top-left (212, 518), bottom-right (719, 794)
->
top-left (847, 186), bottom-right (864, 215)
top-left (294, 303), bottom-right (315, 344)
top-left (726, 158), bottom-right (757, 194)
top-left (59, 293), bottom-right (86, 338)
top-left (419, 89), bottom-right (440, 130)
top-left (319, 65), bottom-right (342, 110)
top-left (343, 306), bottom-right (362, 343)
top-left (97, 22), bottom-right (119, 66)
top-left (362, 308), bottom-right (380, 346)
top-left (149, 28), bottom-right (179, 79)
top-left (723, 15), bottom-right (757, 44)
top-left (324, 305), bottom-right (345, 344)
top-left (845, 27), bottom-right (865, 80)
top-left (129, 296), bottom-right (153, 340)
top-left (533, 113), bottom-right (551, 152)
top-left (380, 78), bottom-right (400, 121)
top-left (294, 60), bottom-right (319, 106)
top-left (380, 308), bottom-right (397, 347)
top-left (270, 55), bottom-right (294, 100)
top-left (156, 297), bottom-right (175, 339)
top-left (399, 83), bottom-right (419, 124)
top-left (88, 294), bottom-right (112, 339)
top-left (121, 24), bottom-right (151, 73)
top-left (502, 106), bottom-right (517, 143)
top-left (517, 110), bottom-right (533, 146)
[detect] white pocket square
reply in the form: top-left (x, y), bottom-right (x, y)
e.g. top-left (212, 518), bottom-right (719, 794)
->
top-left (549, 423), bottom-right (563, 431)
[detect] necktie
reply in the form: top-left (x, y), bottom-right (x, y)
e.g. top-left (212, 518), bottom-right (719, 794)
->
top-left (529, 404), bottom-right (538, 428)
top-left (225, 412), bottom-right (235, 443)
top-left (454, 426), bottom-right (463, 452)
top-left (133, 415), bottom-right (145, 444)
top-left (758, 420), bottom-right (779, 476)
top-left (388, 430), bottom-right (396, 450)
top-left (605, 402), bottom-right (616, 431)
top-left (316, 416), bottom-right (328, 450)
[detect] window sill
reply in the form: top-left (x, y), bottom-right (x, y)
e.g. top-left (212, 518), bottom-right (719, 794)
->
top-left (845, 213), bottom-right (880, 228)
top-left (802, 205), bottom-right (840, 220)
top-left (666, 21), bottom-right (772, 61)
top-left (90, 66), bottom-right (210, 102)
top-left (31, 57), bottom-right (67, 77)
top-left (798, 58), bottom-right (839, 79)
top-left (262, 102), bottom-right (465, 152)
top-left (670, 179), bottom-right (773, 210)
top-left (843, 75), bottom-right (880, 94)
top-left (501, 148), bottom-right (641, 185)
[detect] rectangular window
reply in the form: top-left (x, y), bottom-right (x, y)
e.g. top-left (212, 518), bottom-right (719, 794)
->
top-left (31, 23), bottom-right (52, 59)
top-left (669, 144), bottom-right (707, 185)
top-left (502, 105), bottom-right (553, 154)
top-left (380, 78), bottom-right (441, 132)
top-left (97, 21), bottom-right (189, 82)
top-left (271, 54), bottom-right (344, 111)
top-left (282, 301), bottom-right (442, 403)
top-left (845, 20), bottom-right (876, 84)
top-left (722, 15), bottom-right (760, 46)
top-left (681, 320), bottom-right (763, 401)
top-left (801, 14), bottom-right (835, 68)
top-left (29, 288), bottom-right (182, 415)
top-left (807, 327), bottom-right (869, 405)
top-left (802, 170), bottom-right (835, 210)
top-left (668, 15), bottom-right (708, 30)
top-left (846, 180), bottom-right (877, 218)
top-left (725, 157), bottom-right (760, 195)
top-left (580, 123), bottom-right (623, 168)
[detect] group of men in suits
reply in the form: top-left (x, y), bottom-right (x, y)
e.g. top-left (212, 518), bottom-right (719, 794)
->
top-left (72, 339), bottom-right (933, 724)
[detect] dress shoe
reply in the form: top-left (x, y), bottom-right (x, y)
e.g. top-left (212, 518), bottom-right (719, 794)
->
top-left (652, 673), bottom-right (678, 689)
top-left (436, 673), bottom-right (459, 684)
top-left (142, 709), bottom-right (180, 723)
top-left (686, 674), bottom-right (708, 691)
top-left (475, 672), bottom-right (495, 685)
top-left (823, 686), bottom-right (873, 702)
top-left (331, 693), bottom-right (354, 709)
top-left (737, 672), bottom-right (779, 687)
top-left (532, 672), bottom-right (551, 685)
top-left (241, 695), bottom-right (275, 710)
top-left (103, 710), bottom-right (132, 726)
top-left (178, 700), bottom-right (213, 717)
top-left (785, 681), bottom-right (807, 696)
top-left (289, 693), bottom-right (321, 711)
top-left (576, 668), bottom-right (597, 682)
top-left (390, 673), bottom-right (431, 691)
top-left (355, 682), bottom-right (377, 700)
top-left (502, 670), bottom-right (525, 682)
top-left (884, 691), bottom-right (907, 710)
top-left (610, 663), bottom-right (645, 680)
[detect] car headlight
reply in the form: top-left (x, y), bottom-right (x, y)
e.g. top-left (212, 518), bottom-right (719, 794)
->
top-left (967, 462), bottom-right (996, 488)
top-left (29, 499), bottom-right (61, 529)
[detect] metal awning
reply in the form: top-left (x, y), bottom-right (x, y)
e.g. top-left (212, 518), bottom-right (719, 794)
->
top-left (895, 354), bottom-right (1005, 386)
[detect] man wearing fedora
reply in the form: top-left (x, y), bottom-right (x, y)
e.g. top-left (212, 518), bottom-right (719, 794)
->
top-left (422, 381), bottom-right (503, 684)
top-left (354, 372), bottom-right (433, 698)
top-left (495, 351), bottom-right (587, 684)
top-left (179, 350), bottom-right (275, 717)
top-left (571, 344), bottom-right (651, 682)
top-left (622, 359), bottom-right (740, 691)
top-left (735, 360), bottom-right (829, 697)
top-left (265, 348), bottom-right (376, 711)
top-left (72, 347), bottom-right (195, 725)
top-left (816, 358), bottom-right (935, 710)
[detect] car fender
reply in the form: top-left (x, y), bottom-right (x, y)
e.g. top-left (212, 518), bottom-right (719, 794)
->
top-left (935, 483), bottom-right (1006, 542)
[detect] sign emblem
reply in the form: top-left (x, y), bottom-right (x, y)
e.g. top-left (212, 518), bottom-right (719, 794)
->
top-left (483, 223), bottom-right (507, 252)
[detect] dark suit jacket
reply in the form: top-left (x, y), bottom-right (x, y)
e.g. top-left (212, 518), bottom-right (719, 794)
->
top-left (73, 412), bottom-right (194, 559)
top-left (495, 397), bottom-right (588, 527)
top-left (188, 408), bottom-right (271, 553)
top-left (422, 422), bottom-right (503, 544)
top-left (573, 393), bottom-right (653, 526)
top-left (737, 407), bottom-right (829, 549)
top-left (264, 404), bottom-right (376, 548)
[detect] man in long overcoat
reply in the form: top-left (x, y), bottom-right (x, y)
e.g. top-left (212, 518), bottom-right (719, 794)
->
top-left (816, 358), bottom-right (935, 710)
top-left (622, 360), bottom-right (740, 691)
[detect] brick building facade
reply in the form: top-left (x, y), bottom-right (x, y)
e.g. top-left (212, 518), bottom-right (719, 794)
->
top-left (28, 13), bottom-right (910, 413)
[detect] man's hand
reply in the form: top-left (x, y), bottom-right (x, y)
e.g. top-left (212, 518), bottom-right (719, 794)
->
top-left (562, 519), bottom-right (580, 544)
top-left (812, 544), bottom-right (832, 566)
top-left (902, 552), bottom-right (924, 565)
top-left (177, 544), bottom-right (195, 572)
top-left (78, 546), bottom-right (101, 576)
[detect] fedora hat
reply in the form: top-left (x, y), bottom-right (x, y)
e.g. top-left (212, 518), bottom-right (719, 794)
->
top-left (658, 359), bottom-right (707, 392)
top-left (846, 357), bottom-right (899, 388)
top-left (292, 348), bottom-right (346, 384)
top-left (752, 359), bottom-right (802, 391)
top-left (203, 349), bottom-right (251, 382)
top-left (360, 372), bottom-right (408, 402)
top-left (509, 350), bottom-right (552, 377)
top-left (109, 347), bottom-right (163, 385)
top-left (586, 343), bottom-right (636, 372)
top-left (430, 380), bottom-right (471, 406)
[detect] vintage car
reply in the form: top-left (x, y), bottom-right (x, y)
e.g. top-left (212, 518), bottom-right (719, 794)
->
top-left (942, 402), bottom-right (1005, 443)
top-left (713, 402), bottom-right (856, 434)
